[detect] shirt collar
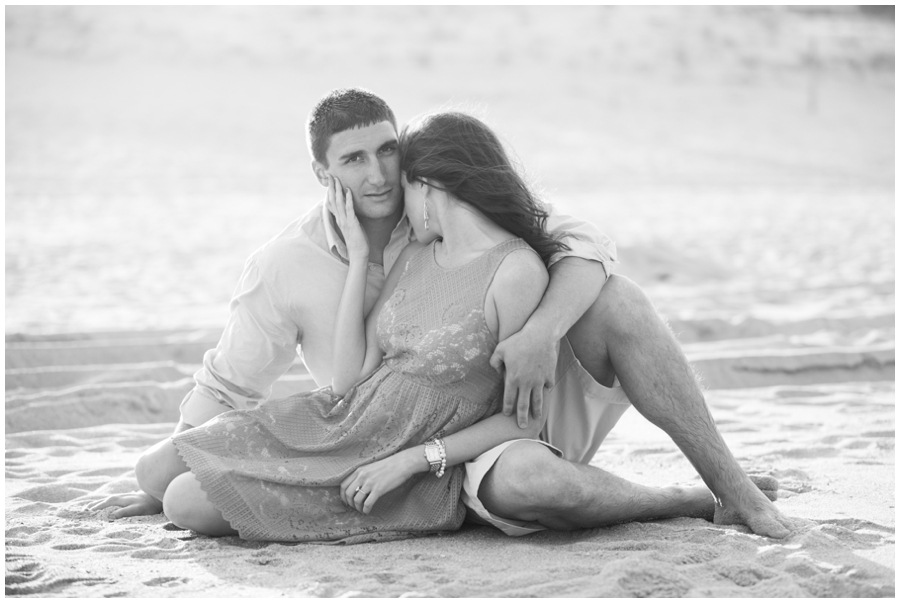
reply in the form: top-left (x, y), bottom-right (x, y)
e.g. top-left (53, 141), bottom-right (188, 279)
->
top-left (321, 201), bottom-right (346, 260)
top-left (321, 201), bottom-right (412, 263)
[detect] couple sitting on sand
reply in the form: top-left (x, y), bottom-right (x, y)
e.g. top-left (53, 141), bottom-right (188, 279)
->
top-left (91, 88), bottom-right (793, 542)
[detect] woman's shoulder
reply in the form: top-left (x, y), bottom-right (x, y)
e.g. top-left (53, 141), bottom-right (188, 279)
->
top-left (491, 241), bottom-right (548, 288)
top-left (483, 240), bottom-right (549, 341)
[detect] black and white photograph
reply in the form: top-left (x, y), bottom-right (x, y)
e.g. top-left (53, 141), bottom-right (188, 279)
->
top-left (5, 5), bottom-right (894, 597)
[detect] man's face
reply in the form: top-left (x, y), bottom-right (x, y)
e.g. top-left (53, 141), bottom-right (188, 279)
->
top-left (317, 121), bottom-right (403, 222)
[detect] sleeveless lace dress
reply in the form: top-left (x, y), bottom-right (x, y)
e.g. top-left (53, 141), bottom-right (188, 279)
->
top-left (172, 238), bottom-right (532, 543)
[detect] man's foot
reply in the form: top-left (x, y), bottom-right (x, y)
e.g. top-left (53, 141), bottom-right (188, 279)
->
top-left (713, 476), bottom-right (793, 539)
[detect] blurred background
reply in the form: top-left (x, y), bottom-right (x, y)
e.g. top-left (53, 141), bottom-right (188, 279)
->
top-left (5, 5), bottom-right (894, 335)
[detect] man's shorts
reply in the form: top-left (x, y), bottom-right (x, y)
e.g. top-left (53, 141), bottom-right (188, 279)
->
top-left (461, 336), bottom-right (632, 536)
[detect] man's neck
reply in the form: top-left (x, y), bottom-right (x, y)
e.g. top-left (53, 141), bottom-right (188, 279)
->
top-left (358, 208), bottom-right (404, 266)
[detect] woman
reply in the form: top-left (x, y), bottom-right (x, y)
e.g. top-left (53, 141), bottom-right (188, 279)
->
top-left (163, 112), bottom-right (565, 543)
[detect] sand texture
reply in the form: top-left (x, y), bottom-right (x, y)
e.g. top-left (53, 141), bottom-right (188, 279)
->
top-left (6, 327), bottom-right (895, 597)
top-left (5, 5), bottom-right (894, 598)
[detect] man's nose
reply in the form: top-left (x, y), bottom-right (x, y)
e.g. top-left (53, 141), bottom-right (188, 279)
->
top-left (367, 158), bottom-right (387, 186)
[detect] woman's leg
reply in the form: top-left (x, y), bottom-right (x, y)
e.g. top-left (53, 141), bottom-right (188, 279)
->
top-left (162, 472), bottom-right (237, 537)
top-left (134, 419), bottom-right (193, 501)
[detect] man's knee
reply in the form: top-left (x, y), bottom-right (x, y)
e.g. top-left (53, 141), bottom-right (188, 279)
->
top-left (594, 275), bottom-right (659, 334)
top-left (480, 443), bottom-right (581, 521)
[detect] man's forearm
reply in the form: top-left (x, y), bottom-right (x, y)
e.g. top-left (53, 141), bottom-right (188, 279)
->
top-left (524, 257), bottom-right (606, 340)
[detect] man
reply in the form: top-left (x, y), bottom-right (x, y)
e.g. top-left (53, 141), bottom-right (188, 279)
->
top-left (91, 88), bottom-right (792, 539)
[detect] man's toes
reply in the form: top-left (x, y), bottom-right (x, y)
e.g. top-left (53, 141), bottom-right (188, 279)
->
top-left (748, 474), bottom-right (779, 492)
top-left (749, 514), bottom-right (791, 539)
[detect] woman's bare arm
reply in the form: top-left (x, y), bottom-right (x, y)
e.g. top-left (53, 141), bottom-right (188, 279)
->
top-left (339, 246), bottom-right (550, 513)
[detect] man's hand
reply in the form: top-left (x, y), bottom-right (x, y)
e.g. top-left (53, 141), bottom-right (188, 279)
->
top-left (490, 324), bottom-right (559, 428)
top-left (87, 491), bottom-right (162, 519)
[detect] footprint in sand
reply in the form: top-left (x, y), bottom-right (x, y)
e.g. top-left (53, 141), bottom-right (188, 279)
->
top-left (5, 552), bottom-right (111, 596)
top-left (77, 466), bottom-right (133, 478)
top-left (130, 545), bottom-right (191, 560)
top-left (14, 485), bottom-right (90, 504)
top-left (5, 468), bottom-right (40, 480)
top-left (142, 576), bottom-right (189, 587)
top-left (102, 529), bottom-right (142, 540)
top-left (669, 547), bottom-right (721, 565)
top-left (815, 519), bottom-right (894, 549)
top-left (768, 468), bottom-right (813, 495)
top-left (246, 550), bottom-right (286, 567)
top-left (60, 525), bottom-right (103, 536)
top-left (617, 567), bottom-right (692, 597)
top-left (369, 572), bottom-right (399, 585)
top-left (714, 563), bottom-right (778, 587)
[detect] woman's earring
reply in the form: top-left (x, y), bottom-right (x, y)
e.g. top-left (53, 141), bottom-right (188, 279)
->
top-left (423, 201), bottom-right (429, 231)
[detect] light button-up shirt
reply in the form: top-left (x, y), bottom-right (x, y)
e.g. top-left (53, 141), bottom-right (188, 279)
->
top-left (180, 201), bottom-right (617, 426)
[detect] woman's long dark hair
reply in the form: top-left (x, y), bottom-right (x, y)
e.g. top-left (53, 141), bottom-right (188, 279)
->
top-left (400, 112), bottom-right (569, 267)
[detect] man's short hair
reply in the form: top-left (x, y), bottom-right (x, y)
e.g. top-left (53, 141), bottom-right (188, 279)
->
top-left (306, 88), bottom-right (397, 166)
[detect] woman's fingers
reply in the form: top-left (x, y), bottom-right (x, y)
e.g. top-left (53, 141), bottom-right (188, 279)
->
top-left (340, 471), bottom-right (366, 512)
top-left (87, 494), bottom-right (124, 511)
top-left (361, 489), bottom-right (379, 514)
top-left (326, 175), bottom-right (337, 215)
top-left (339, 470), bottom-right (377, 514)
top-left (339, 472), bottom-right (356, 507)
top-left (353, 486), bottom-right (370, 513)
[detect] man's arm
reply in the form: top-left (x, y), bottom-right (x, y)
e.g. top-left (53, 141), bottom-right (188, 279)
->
top-left (490, 257), bottom-right (606, 427)
top-left (489, 208), bottom-right (616, 427)
top-left (180, 252), bottom-right (300, 428)
top-left (89, 251), bottom-right (302, 519)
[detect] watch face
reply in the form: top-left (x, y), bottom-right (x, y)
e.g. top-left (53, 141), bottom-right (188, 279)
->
top-left (425, 445), bottom-right (441, 464)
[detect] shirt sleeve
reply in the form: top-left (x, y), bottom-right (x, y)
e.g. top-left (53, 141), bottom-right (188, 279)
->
top-left (179, 253), bottom-right (300, 427)
top-left (545, 207), bottom-right (618, 279)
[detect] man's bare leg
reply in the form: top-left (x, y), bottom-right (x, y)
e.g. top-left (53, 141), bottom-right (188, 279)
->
top-left (480, 442), bottom-right (714, 529)
top-left (479, 441), bottom-right (778, 531)
top-left (564, 275), bottom-right (792, 538)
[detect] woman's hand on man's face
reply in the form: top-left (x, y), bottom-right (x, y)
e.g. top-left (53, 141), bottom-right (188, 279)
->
top-left (327, 175), bottom-right (370, 263)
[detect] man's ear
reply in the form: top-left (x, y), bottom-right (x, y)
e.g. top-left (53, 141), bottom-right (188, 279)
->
top-left (312, 161), bottom-right (329, 187)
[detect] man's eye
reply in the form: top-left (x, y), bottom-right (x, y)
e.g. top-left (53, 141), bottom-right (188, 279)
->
top-left (380, 145), bottom-right (397, 154)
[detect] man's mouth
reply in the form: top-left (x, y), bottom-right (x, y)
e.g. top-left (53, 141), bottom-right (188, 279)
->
top-left (365, 189), bottom-right (393, 200)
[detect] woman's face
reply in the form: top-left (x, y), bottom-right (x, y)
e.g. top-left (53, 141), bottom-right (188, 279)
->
top-left (402, 172), bottom-right (438, 243)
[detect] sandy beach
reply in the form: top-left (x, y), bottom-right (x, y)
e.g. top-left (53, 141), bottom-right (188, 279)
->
top-left (6, 6), bottom-right (894, 597)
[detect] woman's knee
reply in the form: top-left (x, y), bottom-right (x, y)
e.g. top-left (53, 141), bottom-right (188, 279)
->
top-left (161, 472), bottom-right (195, 529)
top-left (162, 472), bottom-right (234, 536)
top-left (135, 438), bottom-right (186, 500)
